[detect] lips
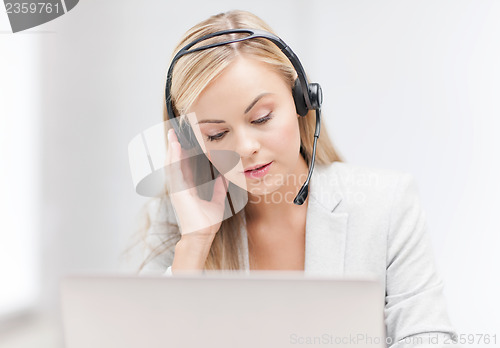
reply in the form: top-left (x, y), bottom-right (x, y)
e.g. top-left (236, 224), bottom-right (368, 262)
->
top-left (244, 161), bottom-right (272, 172)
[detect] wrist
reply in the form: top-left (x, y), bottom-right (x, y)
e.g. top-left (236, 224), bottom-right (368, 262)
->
top-left (172, 234), bottom-right (215, 272)
top-left (178, 232), bottom-right (216, 249)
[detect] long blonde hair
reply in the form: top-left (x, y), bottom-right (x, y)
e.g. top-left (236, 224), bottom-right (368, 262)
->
top-left (137, 10), bottom-right (342, 272)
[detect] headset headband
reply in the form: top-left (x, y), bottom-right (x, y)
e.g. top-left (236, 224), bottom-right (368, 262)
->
top-left (165, 28), bottom-right (314, 120)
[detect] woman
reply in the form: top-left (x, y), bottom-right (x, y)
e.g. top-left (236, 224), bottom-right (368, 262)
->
top-left (138, 9), bottom-right (457, 347)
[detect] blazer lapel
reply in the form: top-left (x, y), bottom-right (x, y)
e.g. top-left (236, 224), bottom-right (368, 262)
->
top-left (304, 163), bottom-right (348, 276)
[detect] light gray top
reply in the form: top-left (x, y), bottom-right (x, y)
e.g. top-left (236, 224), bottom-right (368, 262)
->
top-left (140, 161), bottom-right (459, 347)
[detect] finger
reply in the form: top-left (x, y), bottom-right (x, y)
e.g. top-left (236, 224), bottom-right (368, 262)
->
top-left (180, 154), bottom-right (195, 190)
top-left (211, 175), bottom-right (228, 205)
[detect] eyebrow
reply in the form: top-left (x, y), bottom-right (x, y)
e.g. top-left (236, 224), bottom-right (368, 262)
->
top-left (196, 92), bottom-right (272, 124)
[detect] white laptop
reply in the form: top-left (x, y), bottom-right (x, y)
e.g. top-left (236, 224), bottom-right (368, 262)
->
top-left (60, 272), bottom-right (386, 348)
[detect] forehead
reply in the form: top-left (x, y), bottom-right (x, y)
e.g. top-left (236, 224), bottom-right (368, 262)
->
top-left (189, 56), bottom-right (290, 117)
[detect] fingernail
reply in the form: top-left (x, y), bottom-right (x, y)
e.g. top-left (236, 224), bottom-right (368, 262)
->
top-left (167, 129), bottom-right (172, 142)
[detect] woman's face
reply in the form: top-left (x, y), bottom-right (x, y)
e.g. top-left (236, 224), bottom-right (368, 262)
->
top-left (188, 55), bottom-right (303, 196)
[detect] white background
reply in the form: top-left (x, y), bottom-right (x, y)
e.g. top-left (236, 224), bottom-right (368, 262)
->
top-left (1, 1), bottom-right (499, 347)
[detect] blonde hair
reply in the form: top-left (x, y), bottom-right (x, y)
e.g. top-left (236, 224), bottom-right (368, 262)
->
top-left (137, 10), bottom-right (342, 272)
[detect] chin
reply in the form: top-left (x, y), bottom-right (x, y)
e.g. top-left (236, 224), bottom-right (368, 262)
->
top-left (247, 185), bottom-right (279, 196)
top-left (247, 173), bottom-right (286, 196)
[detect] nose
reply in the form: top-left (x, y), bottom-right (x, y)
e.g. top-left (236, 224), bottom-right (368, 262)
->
top-left (234, 128), bottom-right (261, 159)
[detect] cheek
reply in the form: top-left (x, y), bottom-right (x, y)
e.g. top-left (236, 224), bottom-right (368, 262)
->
top-left (264, 116), bottom-right (301, 159)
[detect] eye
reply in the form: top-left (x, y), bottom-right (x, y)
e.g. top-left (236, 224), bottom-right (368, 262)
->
top-left (205, 113), bottom-right (273, 142)
top-left (252, 113), bottom-right (273, 124)
top-left (206, 131), bottom-right (228, 142)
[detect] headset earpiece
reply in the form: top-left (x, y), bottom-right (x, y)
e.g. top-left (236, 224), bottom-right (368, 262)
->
top-left (308, 83), bottom-right (323, 110)
top-left (293, 79), bottom-right (323, 117)
top-left (292, 78), bottom-right (308, 117)
top-left (170, 115), bottom-right (197, 150)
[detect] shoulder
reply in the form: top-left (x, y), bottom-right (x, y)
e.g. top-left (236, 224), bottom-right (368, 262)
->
top-left (310, 161), bottom-right (423, 242)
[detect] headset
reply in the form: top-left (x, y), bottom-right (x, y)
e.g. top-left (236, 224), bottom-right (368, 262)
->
top-left (164, 28), bottom-right (322, 205)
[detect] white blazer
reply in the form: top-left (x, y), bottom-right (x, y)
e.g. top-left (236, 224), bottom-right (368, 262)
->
top-left (141, 161), bottom-right (458, 347)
